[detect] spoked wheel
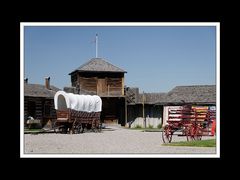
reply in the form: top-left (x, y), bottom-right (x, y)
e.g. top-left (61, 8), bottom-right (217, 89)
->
top-left (186, 125), bottom-right (195, 141)
top-left (58, 126), bottom-right (68, 134)
top-left (95, 121), bottom-right (102, 133)
top-left (162, 125), bottom-right (172, 143)
top-left (80, 124), bottom-right (85, 133)
top-left (195, 126), bottom-right (203, 140)
top-left (91, 120), bottom-right (102, 133)
top-left (76, 123), bottom-right (84, 133)
top-left (187, 125), bottom-right (202, 141)
top-left (98, 123), bottom-right (102, 133)
top-left (52, 121), bottom-right (59, 133)
top-left (73, 123), bottom-right (83, 134)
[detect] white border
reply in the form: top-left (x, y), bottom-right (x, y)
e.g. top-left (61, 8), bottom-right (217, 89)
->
top-left (20, 22), bottom-right (220, 158)
top-left (20, 23), bottom-right (25, 157)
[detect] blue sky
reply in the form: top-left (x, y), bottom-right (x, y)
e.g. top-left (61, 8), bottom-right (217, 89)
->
top-left (24, 25), bottom-right (216, 93)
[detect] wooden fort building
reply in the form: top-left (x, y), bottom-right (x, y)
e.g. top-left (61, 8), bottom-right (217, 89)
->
top-left (66, 58), bottom-right (129, 125)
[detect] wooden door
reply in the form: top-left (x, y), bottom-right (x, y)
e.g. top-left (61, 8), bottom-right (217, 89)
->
top-left (97, 78), bottom-right (107, 95)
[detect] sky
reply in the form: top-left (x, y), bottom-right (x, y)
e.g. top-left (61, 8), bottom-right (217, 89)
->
top-left (24, 24), bottom-right (216, 93)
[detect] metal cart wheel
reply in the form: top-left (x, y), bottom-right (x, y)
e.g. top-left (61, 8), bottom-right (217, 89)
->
top-left (162, 125), bottom-right (172, 143)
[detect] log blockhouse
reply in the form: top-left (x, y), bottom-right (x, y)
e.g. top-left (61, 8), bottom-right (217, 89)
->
top-left (67, 58), bottom-right (127, 125)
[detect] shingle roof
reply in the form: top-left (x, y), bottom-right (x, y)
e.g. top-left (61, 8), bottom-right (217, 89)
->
top-left (69, 58), bottom-right (127, 74)
top-left (158, 85), bottom-right (216, 105)
top-left (138, 93), bottom-right (167, 104)
top-left (128, 85), bottom-right (216, 105)
top-left (24, 83), bottom-right (60, 98)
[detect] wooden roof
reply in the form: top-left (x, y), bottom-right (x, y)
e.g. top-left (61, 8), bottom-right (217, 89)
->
top-left (69, 58), bottom-right (127, 74)
top-left (126, 87), bottom-right (167, 104)
top-left (24, 83), bottom-right (60, 98)
top-left (138, 93), bottom-right (167, 104)
top-left (156, 85), bottom-right (216, 105)
top-left (128, 85), bottom-right (216, 105)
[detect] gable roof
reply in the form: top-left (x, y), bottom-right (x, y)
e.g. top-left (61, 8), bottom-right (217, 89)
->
top-left (69, 58), bottom-right (127, 74)
top-left (24, 83), bottom-right (60, 98)
top-left (158, 85), bottom-right (216, 105)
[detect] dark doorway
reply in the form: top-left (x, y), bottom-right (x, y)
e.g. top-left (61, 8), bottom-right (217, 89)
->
top-left (101, 97), bottom-right (125, 125)
top-left (28, 101), bottom-right (36, 118)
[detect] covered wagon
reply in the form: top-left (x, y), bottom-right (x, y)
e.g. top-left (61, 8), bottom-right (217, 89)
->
top-left (54, 91), bottom-right (102, 133)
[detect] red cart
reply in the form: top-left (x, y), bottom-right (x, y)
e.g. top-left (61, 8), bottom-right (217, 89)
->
top-left (162, 105), bottom-right (215, 143)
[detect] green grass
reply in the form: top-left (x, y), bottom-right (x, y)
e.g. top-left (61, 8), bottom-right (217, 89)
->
top-left (134, 125), bottom-right (142, 129)
top-left (163, 139), bottom-right (216, 147)
top-left (25, 128), bottom-right (42, 131)
top-left (24, 128), bottom-right (44, 133)
top-left (148, 125), bottom-right (154, 129)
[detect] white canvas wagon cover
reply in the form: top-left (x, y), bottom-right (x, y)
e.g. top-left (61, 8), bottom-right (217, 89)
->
top-left (54, 91), bottom-right (102, 112)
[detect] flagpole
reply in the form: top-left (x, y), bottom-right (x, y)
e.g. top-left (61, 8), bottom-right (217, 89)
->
top-left (96, 33), bottom-right (98, 58)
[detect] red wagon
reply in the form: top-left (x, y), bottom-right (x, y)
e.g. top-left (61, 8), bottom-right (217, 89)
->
top-left (162, 105), bottom-right (215, 143)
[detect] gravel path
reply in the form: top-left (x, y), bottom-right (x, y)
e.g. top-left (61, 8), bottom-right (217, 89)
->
top-left (24, 127), bottom-right (216, 155)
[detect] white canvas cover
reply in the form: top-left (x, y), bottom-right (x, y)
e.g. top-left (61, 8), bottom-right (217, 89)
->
top-left (54, 91), bottom-right (102, 112)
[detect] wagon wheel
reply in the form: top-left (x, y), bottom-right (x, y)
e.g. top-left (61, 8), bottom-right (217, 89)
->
top-left (162, 125), bottom-right (172, 143)
top-left (93, 120), bottom-right (102, 133)
top-left (183, 125), bottom-right (188, 141)
top-left (91, 120), bottom-right (101, 133)
top-left (91, 120), bottom-right (97, 132)
top-left (186, 126), bottom-right (194, 141)
top-left (79, 123), bottom-right (85, 133)
top-left (194, 126), bottom-right (203, 140)
top-left (187, 125), bottom-right (202, 141)
top-left (52, 121), bottom-right (58, 133)
top-left (98, 122), bottom-right (102, 133)
top-left (58, 126), bottom-right (68, 134)
top-left (73, 122), bottom-right (83, 134)
top-left (77, 123), bottom-right (84, 134)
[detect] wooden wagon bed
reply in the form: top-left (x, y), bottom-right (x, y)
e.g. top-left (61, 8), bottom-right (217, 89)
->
top-left (53, 91), bottom-right (102, 134)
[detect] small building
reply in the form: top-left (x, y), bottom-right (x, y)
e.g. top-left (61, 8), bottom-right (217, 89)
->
top-left (24, 77), bottom-right (60, 127)
top-left (66, 58), bottom-right (127, 125)
top-left (127, 87), bottom-right (166, 128)
top-left (127, 85), bottom-right (216, 128)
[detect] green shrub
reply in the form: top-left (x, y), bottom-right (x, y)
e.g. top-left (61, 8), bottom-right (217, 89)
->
top-left (148, 125), bottom-right (153, 129)
top-left (135, 124), bottom-right (142, 129)
top-left (157, 124), bottom-right (162, 129)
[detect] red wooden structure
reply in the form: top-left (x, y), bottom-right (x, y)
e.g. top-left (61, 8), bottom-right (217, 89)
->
top-left (162, 105), bottom-right (216, 143)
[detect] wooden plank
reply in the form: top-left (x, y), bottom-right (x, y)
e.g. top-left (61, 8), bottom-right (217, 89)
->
top-left (79, 76), bottom-right (97, 94)
top-left (122, 77), bottom-right (124, 96)
top-left (97, 78), bottom-right (107, 95)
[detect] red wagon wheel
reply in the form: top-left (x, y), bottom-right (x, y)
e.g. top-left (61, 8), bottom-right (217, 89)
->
top-left (186, 125), bottom-right (194, 141)
top-left (162, 125), bottom-right (173, 143)
top-left (194, 126), bottom-right (203, 140)
top-left (187, 125), bottom-right (202, 141)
